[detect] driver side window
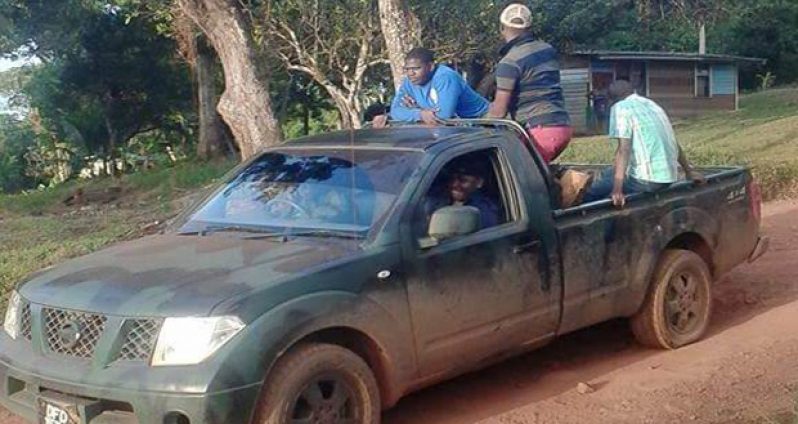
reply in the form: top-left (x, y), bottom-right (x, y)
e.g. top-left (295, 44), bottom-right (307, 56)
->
top-left (413, 148), bottom-right (513, 240)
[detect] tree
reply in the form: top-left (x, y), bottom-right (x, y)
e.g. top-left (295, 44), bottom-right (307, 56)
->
top-left (258, 0), bottom-right (389, 129)
top-left (0, 115), bottom-right (37, 192)
top-left (720, 0), bottom-right (798, 85)
top-left (0, 0), bottom-right (91, 62)
top-left (378, 0), bottom-right (419, 89)
top-left (170, 9), bottom-right (231, 159)
top-left (54, 12), bottom-right (193, 161)
top-left (178, 0), bottom-right (283, 159)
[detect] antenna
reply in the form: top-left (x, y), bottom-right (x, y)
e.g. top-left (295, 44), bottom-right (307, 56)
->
top-left (349, 124), bottom-right (359, 228)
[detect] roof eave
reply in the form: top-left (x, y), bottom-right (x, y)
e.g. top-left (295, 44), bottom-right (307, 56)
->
top-left (570, 51), bottom-right (766, 65)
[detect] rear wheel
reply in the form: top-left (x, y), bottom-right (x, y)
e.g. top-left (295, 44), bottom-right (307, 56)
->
top-left (631, 249), bottom-right (712, 349)
top-left (255, 343), bottom-right (381, 424)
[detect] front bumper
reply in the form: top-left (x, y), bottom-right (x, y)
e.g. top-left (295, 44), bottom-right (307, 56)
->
top-left (747, 236), bottom-right (770, 263)
top-left (0, 358), bottom-right (261, 424)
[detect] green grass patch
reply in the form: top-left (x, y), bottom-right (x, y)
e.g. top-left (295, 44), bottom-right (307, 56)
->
top-left (0, 158), bottom-right (235, 298)
top-left (560, 88), bottom-right (798, 200)
top-left (0, 212), bottom-right (142, 299)
top-left (0, 158), bottom-right (235, 216)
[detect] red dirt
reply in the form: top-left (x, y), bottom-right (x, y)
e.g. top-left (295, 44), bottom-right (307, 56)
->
top-left (2, 201), bottom-right (797, 424)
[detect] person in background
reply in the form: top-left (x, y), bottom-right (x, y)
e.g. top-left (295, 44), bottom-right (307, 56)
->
top-left (373, 48), bottom-right (489, 128)
top-left (487, 3), bottom-right (572, 163)
top-left (583, 80), bottom-right (705, 207)
top-left (363, 102), bottom-right (389, 123)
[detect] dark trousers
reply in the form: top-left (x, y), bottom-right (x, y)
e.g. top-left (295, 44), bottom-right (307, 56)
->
top-left (583, 167), bottom-right (670, 203)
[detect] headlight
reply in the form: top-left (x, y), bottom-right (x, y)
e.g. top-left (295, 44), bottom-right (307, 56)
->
top-left (151, 316), bottom-right (245, 366)
top-left (3, 291), bottom-right (22, 340)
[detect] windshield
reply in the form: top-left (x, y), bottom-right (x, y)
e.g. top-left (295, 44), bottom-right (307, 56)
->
top-left (179, 147), bottom-right (422, 236)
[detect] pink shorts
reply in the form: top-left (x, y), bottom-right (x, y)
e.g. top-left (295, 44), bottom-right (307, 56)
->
top-left (527, 125), bottom-right (573, 163)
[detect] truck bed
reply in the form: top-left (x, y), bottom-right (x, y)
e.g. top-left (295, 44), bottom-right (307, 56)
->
top-left (550, 163), bottom-right (758, 336)
top-left (556, 164), bottom-right (749, 213)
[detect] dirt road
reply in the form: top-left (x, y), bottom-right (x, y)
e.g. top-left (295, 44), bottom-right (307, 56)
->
top-left (2, 201), bottom-right (797, 424)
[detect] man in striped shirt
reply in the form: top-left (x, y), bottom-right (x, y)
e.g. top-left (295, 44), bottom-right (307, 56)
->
top-left (487, 3), bottom-right (572, 163)
top-left (583, 80), bottom-right (704, 207)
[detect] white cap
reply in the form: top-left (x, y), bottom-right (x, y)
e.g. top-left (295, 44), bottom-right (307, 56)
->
top-left (500, 4), bottom-right (532, 29)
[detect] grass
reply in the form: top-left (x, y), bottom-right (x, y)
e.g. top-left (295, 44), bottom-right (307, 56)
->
top-left (0, 212), bottom-right (142, 299)
top-left (0, 159), bottom-right (235, 216)
top-left (0, 158), bottom-right (235, 298)
top-left (559, 88), bottom-right (798, 200)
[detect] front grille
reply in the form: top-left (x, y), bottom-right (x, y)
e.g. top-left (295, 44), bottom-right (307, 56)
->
top-left (43, 308), bottom-right (107, 359)
top-left (116, 319), bottom-right (161, 362)
top-left (19, 303), bottom-right (32, 341)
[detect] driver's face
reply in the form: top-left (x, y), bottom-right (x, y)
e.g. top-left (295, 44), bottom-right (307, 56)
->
top-left (448, 173), bottom-right (482, 203)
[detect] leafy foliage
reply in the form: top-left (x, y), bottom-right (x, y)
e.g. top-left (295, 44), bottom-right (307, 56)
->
top-left (0, 116), bottom-right (37, 192)
top-left (1, 0), bottom-right (798, 194)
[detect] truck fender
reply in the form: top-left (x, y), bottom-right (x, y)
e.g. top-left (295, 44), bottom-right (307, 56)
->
top-left (627, 206), bottom-right (719, 315)
top-left (220, 290), bottom-right (414, 413)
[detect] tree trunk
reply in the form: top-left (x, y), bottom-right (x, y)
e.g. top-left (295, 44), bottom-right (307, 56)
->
top-left (103, 115), bottom-right (119, 177)
top-left (178, 0), bottom-right (283, 160)
top-left (302, 103), bottom-right (309, 135)
top-left (378, 0), bottom-right (419, 89)
top-left (195, 36), bottom-right (228, 160)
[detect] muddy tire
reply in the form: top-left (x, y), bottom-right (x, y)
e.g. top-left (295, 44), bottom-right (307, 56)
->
top-left (631, 249), bottom-right (713, 349)
top-left (254, 343), bottom-right (381, 424)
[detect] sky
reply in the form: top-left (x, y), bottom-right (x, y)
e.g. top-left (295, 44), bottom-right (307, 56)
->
top-left (0, 56), bottom-right (30, 72)
top-left (0, 56), bottom-right (36, 115)
top-left (0, 57), bottom-right (20, 72)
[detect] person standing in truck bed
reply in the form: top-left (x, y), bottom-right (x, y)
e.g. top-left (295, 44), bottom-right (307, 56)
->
top-left (487, 3), bottom-right (572, 163)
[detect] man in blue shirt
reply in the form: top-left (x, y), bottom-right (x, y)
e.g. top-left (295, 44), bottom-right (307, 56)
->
top-left (374, 48), bottom-right (489, 127)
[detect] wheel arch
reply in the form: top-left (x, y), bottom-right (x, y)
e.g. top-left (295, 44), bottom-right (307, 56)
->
top-left (288, 326), bottom-right (397, 409)
top-left (627, 206), bottom-right (719, 317)
top-left (665, 232), bottom-right (715, 277)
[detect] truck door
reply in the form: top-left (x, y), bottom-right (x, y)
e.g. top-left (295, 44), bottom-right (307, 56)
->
top-left (400, 145), bottom-right (559, 377)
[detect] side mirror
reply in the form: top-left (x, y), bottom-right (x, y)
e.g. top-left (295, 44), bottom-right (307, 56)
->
top-left (422, 206), bottom-right (481, 247)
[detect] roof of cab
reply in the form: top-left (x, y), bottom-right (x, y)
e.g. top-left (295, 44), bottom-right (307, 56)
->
top-left (282, 126), bottom-right (496, 151)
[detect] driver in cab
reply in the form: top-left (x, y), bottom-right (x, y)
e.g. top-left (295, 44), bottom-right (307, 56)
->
top-left (225, 183), bottom-right (351, 223)
top-left (425, 161), bottom-right (499, 230)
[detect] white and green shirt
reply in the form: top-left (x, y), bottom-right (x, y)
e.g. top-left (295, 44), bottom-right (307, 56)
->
top-left (609, 94), bottom-right (679, 183)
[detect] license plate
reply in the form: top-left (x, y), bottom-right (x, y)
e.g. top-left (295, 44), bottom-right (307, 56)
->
top-left (38, 399), bottom-right (79, 424)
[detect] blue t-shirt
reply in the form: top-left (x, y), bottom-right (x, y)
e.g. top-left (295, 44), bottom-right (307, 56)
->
top-left (390, 65), bottom-right (489, 122)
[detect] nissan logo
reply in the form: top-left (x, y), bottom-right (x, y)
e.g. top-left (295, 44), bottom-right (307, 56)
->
top-left (57, 321), bottom-right (83, 349)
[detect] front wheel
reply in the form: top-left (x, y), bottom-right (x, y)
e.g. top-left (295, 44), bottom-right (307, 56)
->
top-left (631, 249), bottom-right (713, 349)
top-left (254, 343), bottom-right (381, 424)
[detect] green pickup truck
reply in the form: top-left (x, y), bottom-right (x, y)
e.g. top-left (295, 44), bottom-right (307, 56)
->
top-left (0, 120), bottom-right (767, 424)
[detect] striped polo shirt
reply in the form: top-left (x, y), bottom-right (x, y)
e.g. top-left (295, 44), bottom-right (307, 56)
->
top-left (495, 34), bottom-right (570, 128)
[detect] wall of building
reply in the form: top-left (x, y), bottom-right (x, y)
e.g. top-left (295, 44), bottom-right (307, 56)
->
top-left (647, 61), bottom-right (736, 118)
top-left (561, 69), bottom-right (589, 134)
top-left (560, 56), bottom-right (739, 132)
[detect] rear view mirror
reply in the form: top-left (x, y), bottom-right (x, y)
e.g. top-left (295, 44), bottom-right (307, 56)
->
top-left (427, 205), bottom-right (481, 242)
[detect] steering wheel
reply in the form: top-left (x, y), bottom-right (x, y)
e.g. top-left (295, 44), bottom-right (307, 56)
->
top-left (265, 198), bottom-right (310, 219)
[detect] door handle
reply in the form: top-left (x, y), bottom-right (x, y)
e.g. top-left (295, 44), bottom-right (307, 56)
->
top-left (513, 240), bottom-right (541, 254)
